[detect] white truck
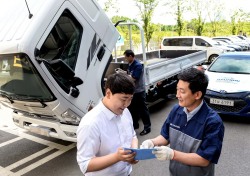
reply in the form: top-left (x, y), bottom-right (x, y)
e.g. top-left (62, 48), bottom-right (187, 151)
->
top-left (0, 0), bottom-right (206, 142)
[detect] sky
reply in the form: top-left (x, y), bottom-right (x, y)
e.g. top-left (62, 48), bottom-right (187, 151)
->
top-left (98, 0), bottom-right (250, 25)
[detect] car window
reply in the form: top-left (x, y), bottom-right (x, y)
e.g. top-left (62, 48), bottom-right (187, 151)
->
top-left (163, 38), bottom-right (192, 46)
top-left (208, 56), bottom-right (250, 74)
top-left (195, 38), bottom-right (210, 46)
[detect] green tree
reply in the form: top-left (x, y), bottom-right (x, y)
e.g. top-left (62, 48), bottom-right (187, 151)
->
top-left (102, 0), bottom-right (119, 13)
top-left (189, 0), bottom-right (208, 36)
top-left (231, 13), bottom-right (237, 35)
top-left (162, 0), bottom-right (188, 36)
top-left (176, 2), bottom-right (184, 36)
top-left (206, 0), bottom-right (225, 36)
top-left (230, 9), bottom-right (250, 35)
top-left (135, 0), bottom-right (158, 50)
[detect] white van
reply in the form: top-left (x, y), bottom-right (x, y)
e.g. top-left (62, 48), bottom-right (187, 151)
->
top-left (160, 36), bottom-right (226, 63)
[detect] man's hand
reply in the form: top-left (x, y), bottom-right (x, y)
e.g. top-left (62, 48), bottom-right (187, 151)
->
top-left (116, 147), bottom-right (137, 164)
top-left (140, 140), bottom-right (154, 149)
top-left (153, 146), bottom-right (174, 160)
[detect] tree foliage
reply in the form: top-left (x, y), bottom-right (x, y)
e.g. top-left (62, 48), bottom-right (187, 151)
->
top-left (98, 0), bottom-right (250, 53)
top-left (102, 0), bottom-right (119, 13)
top-left (189, 0), bottom-right (208, 36)
top-left (162, 0), bottom-right (189, 36)
top-left (134, 0), bottom-right (158, 50)
top-left (206, 0), bottom-right (225, 36)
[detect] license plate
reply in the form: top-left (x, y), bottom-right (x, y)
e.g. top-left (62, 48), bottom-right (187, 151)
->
top-left (210, 98), bottom-right (234, 106)
top-left (29, 125), bottom-right (50, 136)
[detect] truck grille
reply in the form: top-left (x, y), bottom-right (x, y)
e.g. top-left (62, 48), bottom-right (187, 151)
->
top-left (14, 109), bottom-right (59, 122)
top-left (204, 95), bottom-right (247, 113)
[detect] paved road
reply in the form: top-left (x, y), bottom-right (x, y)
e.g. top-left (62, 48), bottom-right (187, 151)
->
top-left (1, 99), bottom-right (250, 176)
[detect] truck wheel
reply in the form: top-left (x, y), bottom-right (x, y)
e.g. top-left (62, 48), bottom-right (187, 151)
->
top-left (208, 54), bottom-right (218, 64)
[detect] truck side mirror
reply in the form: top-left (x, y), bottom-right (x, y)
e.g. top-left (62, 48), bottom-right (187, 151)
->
top-left (70, 77), bottom-right (83, 98)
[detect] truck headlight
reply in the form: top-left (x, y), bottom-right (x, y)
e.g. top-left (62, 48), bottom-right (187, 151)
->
top-left (61, 109), bottom-right (81, 125)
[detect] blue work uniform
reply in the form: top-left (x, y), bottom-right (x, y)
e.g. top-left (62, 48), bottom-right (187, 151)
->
top-left (128, 59), bottom-right (145, 93)
top-left (161, 101), bottom-right (224, 176)
top-left (128, 59), bottom-right (151, 130)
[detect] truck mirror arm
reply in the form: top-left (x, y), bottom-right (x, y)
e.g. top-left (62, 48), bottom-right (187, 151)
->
top-left (114, 20), bottom-right (126, 27)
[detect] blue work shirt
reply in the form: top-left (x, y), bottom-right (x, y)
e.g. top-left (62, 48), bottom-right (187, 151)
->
top-left (128, 59), bottom-right (145, 93)
top-left (161, 101), bottom-right (224, 176)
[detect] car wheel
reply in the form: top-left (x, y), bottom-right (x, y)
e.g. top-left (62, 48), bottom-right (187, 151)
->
top-left (208, 54), bottom-right (218, 64)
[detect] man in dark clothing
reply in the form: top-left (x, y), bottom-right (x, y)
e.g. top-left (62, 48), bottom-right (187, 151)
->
top-left (141, 68), bottom-right (224, 176)
top-left (124, 49), bottom-right (151, 136)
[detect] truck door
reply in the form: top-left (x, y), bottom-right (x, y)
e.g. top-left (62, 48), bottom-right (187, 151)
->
top-left (35, 1), bottom-right (98, 107)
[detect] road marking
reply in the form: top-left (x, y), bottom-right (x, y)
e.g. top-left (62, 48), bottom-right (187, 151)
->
top-left (0, 166), bottom-right (14, 176)
top-left (0, 127), bottom-right (76, 176)
top-left (3, 128), bottom-right (70, 150)
top-left (5, 147), bottom-right (54, 171)
top-left (0, 137), bottom-right (22, 148)
top-left (10, 143), bottom-right (76, 176)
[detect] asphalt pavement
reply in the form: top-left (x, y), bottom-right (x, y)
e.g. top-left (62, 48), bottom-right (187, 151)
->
top-left (1, 100), bottom-right (250, 176)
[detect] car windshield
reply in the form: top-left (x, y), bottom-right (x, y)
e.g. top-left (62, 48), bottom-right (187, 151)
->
top-left (0, 54), bottom-right (54, 102)
top-left (208, 55), bottom-right (250, 74)
top-left (205, 37), bottom-right (218, 46)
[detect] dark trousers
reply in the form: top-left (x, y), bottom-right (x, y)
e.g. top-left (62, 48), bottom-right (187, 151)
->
top-left (128, 91), bottom-right (151, 130)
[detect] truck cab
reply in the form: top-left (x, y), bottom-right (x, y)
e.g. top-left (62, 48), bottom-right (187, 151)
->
top-left (0, 0), bottom-right (119, 142)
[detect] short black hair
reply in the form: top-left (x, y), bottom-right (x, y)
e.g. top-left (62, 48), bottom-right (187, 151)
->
top-left (105, 73), bottom-right (135, 95)
top-left (123, 49), bottom-right (135, 57)
top-left (177, 68), bottom-right (208, 98)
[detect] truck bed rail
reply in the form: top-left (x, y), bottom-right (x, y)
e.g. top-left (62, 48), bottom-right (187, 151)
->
top-left (144, 50), bottom-right (207, 87)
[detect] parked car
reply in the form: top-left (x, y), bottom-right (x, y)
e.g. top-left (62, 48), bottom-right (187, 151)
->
top-left (230, 36), bottom-right (250, 50)
top-left (213, 41), bottom-right (235, 52)
top-left (212, 36), bottom-right (249, 51)
top-left (237, 35), bottom-right (250, 42)
top-left (160, 36), bottom-right (226, 63)
top-left (214, 40), bottom-right (242, 51)
top-left (204, 52), bottom-right (250, 117)
top-left (236, 35), bottom-right (250, 48)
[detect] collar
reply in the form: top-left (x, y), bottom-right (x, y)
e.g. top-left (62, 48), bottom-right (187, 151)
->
top-left (99, 101), bottom-right (120, 121)
top-left (183, 101), bottom-right (204, 122)
top-left (128, 59), bottom-right (135, 66)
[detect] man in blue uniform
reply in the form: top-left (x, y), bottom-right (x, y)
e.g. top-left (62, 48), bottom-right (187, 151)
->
top-left (124, 49), bottom-right (151, 136)
top-left (141, 68), bottom-right (224, 176)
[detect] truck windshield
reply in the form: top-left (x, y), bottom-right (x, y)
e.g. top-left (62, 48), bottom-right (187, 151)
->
top-left (0, 54), bottom-right (54, 102)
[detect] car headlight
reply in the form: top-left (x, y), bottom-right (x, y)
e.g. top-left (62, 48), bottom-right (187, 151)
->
top-left (61, 109), bottom-right (81, 125)
top-left (206, 89), bottom-right (213, 95)
top-left (246, 94), bottom-right (250, 100)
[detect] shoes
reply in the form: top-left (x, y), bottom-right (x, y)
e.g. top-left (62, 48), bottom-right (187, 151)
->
top-left (140, 129), bottom-right (151, 136)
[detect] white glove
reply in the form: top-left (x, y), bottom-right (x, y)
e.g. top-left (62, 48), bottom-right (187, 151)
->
top-left (140, 140), bottom-right (154, 149)
top-left (115, 68), bottom-right (127, 74)
top-left (152, 146), bottom-right (174, 160)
